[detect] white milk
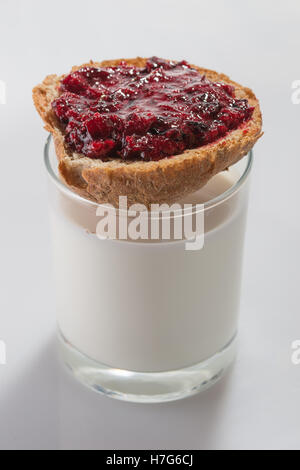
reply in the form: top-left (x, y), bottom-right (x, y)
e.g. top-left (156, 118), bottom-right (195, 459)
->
top-left (50, 168), bottom-right (249, 372)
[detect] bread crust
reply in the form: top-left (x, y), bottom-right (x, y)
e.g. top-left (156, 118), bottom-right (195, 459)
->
top-left (33, 57), bottom-right (262, 207)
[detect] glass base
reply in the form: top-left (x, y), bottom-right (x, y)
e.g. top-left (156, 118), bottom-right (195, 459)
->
top-left (59, 332), bottom-right (237, 403)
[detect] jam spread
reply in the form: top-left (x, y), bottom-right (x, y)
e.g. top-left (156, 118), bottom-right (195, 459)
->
top-left (52, 57), bottom-right (254, 161)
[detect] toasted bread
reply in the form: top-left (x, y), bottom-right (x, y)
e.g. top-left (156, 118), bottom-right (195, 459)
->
top-left (33, 57), bottom-right (262, 207)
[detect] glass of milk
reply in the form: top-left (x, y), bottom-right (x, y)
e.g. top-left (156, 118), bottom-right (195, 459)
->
top-left (45, 136), bottom-right (253, 403)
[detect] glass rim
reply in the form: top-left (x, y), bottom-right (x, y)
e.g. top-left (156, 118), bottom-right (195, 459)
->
top-left (44, 135), bottom-right (253, 214)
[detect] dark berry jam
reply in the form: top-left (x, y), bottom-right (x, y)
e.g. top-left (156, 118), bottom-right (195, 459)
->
top-left (52, 57), bottom-right (254, 161)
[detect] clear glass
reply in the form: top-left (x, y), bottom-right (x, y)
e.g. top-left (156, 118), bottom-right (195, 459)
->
top-left (45, 136), bottom-right (252, 403)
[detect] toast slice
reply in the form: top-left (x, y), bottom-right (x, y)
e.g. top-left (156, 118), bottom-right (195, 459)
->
top-left (33, 57), bottom-right (262, 207)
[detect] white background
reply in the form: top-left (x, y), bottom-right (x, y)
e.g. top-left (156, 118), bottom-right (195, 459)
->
top-left (0, 0), bottom-right (300, 450)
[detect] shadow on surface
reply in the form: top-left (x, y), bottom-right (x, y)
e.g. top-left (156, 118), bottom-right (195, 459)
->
top-left (0, 336), bottom-right (233, 450)
top-left (58, 360), bottom-right (234, 450)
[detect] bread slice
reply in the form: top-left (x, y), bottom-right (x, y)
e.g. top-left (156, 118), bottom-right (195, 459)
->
top-left (33, 57), bottom-right (262, 207)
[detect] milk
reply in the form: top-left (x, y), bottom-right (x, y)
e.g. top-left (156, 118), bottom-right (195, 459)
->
top-left (50, 167), bottom-right (249, 373)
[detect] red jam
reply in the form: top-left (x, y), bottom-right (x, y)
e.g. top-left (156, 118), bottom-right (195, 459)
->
top-left (52, 57), bottom-right (254, 161)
